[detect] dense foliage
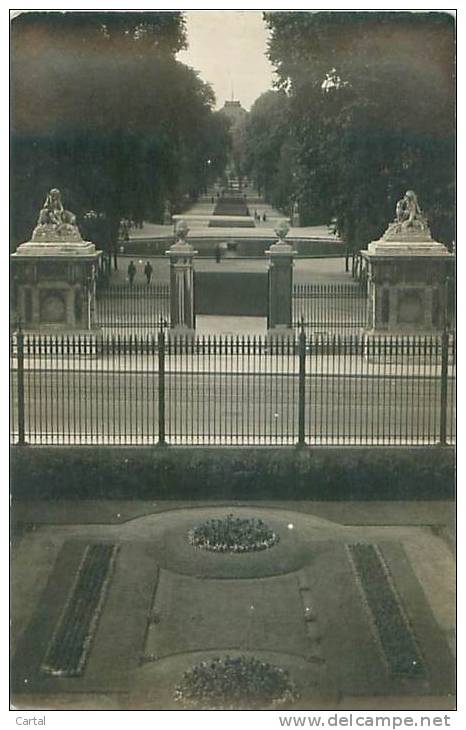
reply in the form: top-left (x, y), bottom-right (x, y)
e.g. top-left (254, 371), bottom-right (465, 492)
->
top-left (175, 655), bottom-right (299, 709)
top-left (239, 91), bottom-right (294, 213)
top-left (11, 446), bottom-right (454, 500)
top-left (256, 12), bottom-right (454, 248)
top-left (11, 11), bottom-right (230, 252)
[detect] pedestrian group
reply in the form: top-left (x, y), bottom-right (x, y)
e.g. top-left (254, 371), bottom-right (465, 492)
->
top-left (127, 260), bottom-right (154, 286)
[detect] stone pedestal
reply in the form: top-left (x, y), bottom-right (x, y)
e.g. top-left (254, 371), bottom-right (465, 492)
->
top-left (11, 240), bottom-right (101, 331)
top-left (265, 221), bottom-right (296, 338)
top-left (361, 191), bottom-right (454, 334)
top-left (362, 239), bottom-right (453, 335)
top-left (166, 221), bottom-right (197, 335)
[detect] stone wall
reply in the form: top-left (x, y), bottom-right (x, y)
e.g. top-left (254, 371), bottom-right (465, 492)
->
top-left (122, 239), bottom-right (345, 258)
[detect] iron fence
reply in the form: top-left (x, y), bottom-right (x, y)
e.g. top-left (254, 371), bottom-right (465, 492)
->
top-left (10, 330), bottom-right (455, 446)
top-left (293, 282), bottom-right (367, 333)
top-left (94, 282), bottom-right (367, 334)
top-left (95, 283), bottom-right (170, 333)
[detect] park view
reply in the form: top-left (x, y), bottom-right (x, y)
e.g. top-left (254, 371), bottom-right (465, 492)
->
top-left (10, 10), bottom-right (455, 714)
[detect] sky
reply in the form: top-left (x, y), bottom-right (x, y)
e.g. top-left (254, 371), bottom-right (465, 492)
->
top-left (177, 10), bottom-right (276, 111)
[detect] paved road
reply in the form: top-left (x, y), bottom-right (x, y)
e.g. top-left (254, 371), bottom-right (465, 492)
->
top-left (110, 255), bottom-right (351, 286)
top-left (11, 371), bottom-right (455, 445)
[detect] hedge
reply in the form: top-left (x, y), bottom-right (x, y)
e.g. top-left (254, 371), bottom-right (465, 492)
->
top-left (10, 446), bottom-right (454, 501)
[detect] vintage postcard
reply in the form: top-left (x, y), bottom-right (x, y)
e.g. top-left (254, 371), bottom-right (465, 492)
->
top-left (9, 6), bottom-right (456, 720)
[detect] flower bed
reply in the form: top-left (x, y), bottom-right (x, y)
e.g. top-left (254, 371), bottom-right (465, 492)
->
top-left (188, 514), bottom-right (279, 553)
top-left (41, 543), bottom-right (119, 677)
top-left (347, 543), bottom-right (425, 677)
top-left (175, 655), bottom-right (299, 709)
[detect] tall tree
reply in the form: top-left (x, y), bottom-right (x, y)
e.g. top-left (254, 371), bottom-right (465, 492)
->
top-left (264, 11), bottom-right (455, 248)
top-left (11, 11), bottom-right (230, 251)
top-left (241, 91), bottom-right (290, 203)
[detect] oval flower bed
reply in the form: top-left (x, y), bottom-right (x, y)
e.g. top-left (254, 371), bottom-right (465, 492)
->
top-left (188, 514), bottom-right (279, 553)
top-left (174, 655), bottom-right (299, 709)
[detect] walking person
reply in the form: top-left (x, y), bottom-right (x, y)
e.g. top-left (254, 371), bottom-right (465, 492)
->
top-left (215, 243), bottom-right (222, 264)
top-left (127, 260), bottom-right (136, 286)
top-left (144, 260), bottom-right (153, 285)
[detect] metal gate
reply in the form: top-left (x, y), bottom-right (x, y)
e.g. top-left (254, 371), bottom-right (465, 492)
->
top-left (194, 270), bottom-right (268, 317)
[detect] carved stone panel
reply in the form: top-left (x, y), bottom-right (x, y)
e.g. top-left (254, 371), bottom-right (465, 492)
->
top-left (397, 289), bottom-right (424, 325)
top-left (38, 260), bottom-right (69, 280)
top-left (21, 262), bottom-right (37, 283)
top-left (40, 291), bottom-right (66, 323)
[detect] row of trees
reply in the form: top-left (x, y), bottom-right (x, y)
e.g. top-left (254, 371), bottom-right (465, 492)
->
top-left (11, 12), bottom-right (231, 252)
top-left (241, 12), bottom-right (454, 250)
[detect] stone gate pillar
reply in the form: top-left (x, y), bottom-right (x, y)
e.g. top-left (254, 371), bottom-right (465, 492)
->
top-left (166, 220), bottom-right (197, 335)
top-left (266, 221), bottom-right (296, 338)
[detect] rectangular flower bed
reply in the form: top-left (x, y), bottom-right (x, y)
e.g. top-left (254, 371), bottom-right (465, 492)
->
top-left (41, 543), bottom-right (119, 677)
top-left (347, 543), bottom-right (425, 678)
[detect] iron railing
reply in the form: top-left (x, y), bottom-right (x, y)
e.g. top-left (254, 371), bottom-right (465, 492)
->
top-left (293, 282), bottom-right (367, 333)
top-left (94, 282), bottom-right (367, 334)
top-left (10, 330), bottom-right (455, 446)
top-left (95, 283), bottom-right (170, 333)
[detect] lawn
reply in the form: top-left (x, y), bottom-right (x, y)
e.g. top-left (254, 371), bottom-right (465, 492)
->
top-left (11, 506), bottom-right (455, 709)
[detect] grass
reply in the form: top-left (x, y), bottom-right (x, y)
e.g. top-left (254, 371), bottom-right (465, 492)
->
top-left (12, 540), bottom-right (158, 694)
top-left (146, 571), bottom-right (308, 660)
top-left (11, 506), bottom-right (455, 708)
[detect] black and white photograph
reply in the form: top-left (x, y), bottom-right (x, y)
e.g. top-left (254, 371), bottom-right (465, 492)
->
top-left (9, 6), bottom-right (456, 718)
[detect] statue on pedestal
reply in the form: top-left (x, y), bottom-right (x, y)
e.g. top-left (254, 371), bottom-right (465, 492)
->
top-left (32, 188), bottom-right (83, 242)
top-left (12, 188), bottom-right (102, 330)
top-left (362, 189), bottom-right (453, 334)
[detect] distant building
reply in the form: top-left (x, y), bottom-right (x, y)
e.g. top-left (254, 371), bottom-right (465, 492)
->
top-left (219, 100), bottom-right (248, 183)
top-left (219, 100), bottom-right (247, 128)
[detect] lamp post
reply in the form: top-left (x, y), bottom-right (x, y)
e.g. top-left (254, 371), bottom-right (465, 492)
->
top-left (205, 158), bottom-right (212, 195)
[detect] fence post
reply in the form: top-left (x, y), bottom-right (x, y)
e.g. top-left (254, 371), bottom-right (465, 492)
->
top-left (439, 329), bottom-right (449, 445)
top-left (297, 322), bottom-right (306, 446)
top-left (157, 329), bottom-right (166, 445)
top-left (445, 275), bottom-right (452, 331)
top-left (16, 326), bottom-right (26, 445)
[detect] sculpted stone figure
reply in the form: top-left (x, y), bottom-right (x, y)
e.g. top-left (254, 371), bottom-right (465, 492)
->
top-left (274, 219), bottom-right (290, 243)
top-left (382, 190), bottom-right (432, 242)
top-left (175, 219), bottom-right (190, 242)
top-left (32, 188), bottom-right (82, 242)
top-left (395, 190), bottom-right (424, 226)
